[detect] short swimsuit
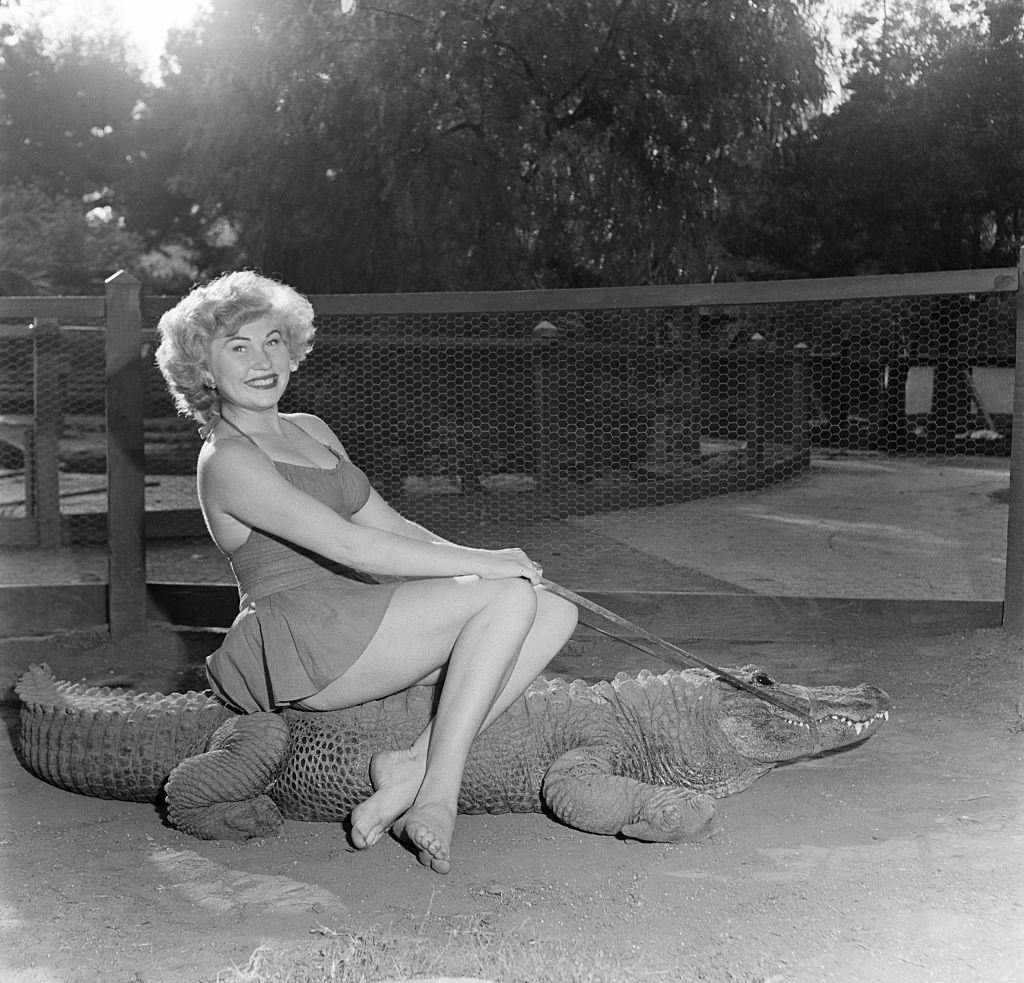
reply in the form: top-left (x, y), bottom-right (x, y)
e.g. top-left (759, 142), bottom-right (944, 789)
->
top-left (204, 416), bottom-right (401, 713)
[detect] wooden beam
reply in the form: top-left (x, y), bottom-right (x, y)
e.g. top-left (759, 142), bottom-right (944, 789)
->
top-left (1003, 246), bottom-right (1024, 631)
top-left (0, 585), bottom-right (107, 633)
top-left (0, 297), bottom-right (105, 319)
top-left (0, 518), bottom-right (41, 547)
top-left (0, 585), bottom-right (1003, 639)
top-left (301, 267), bottom-right (1018, 316)
top-left (573, 592), bottom-right (1004, 641)
top-left (104, 271), bottom-right (147, 639)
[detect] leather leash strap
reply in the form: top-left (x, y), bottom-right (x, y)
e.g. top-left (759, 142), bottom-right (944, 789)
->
top-left (540, 578), bottom-right (820, 749)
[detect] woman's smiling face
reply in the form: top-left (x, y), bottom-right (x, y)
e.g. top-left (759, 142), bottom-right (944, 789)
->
top-left (208, 313), bottom-right (293, 413)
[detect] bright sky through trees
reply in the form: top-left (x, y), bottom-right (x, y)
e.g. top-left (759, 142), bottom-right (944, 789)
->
top-left (9, 0), bottom-right (359, 79)
top-left (8, 0), bottom-right (210, 78)
top-left (12, 0), bottom-right (853, 82)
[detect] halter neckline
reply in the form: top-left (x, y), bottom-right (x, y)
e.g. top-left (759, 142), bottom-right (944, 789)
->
top-left (217, 412), bottom-right (262, 446)
top-left (205, 411), bottom-right (342, 471)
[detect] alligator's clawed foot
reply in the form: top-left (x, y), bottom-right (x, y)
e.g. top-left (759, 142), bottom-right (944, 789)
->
top-left (392, 802), bottom-right (455, 874)
top-left (620, 788), bottom-right (716, 843)
top-left (170, 794), bottom-right (284, 841)
top-left (165, 712), bottom-right (290, 841)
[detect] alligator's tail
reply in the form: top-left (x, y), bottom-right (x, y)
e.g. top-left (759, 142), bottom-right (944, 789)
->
top-left (15, 663), bottom-right (234, 802)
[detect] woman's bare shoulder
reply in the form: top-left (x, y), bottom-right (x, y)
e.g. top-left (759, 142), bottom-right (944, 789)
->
top-left (197, 433), bottom-right (274, 486)
top-left (283, 412), bottom-right (348, 455)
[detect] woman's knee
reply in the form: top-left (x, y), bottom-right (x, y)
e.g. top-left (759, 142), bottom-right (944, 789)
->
top-left (482, 577), bottom-right (540, 622)
top-left (543, 591), bottom-right (579, 635)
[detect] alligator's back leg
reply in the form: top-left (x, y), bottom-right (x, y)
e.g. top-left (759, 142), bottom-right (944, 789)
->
top-left (165, 713), bottom-right (290, 841)
top-left (541, 747), bottom-right (716, 842)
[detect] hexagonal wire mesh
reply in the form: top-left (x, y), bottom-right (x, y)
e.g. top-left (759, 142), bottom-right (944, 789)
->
top-left (147, 287), bottom-right (1016, 601)
top-left (0, 282), bottom-right (1015, 603)
top-left (0, 313), bottom-right (112, 547)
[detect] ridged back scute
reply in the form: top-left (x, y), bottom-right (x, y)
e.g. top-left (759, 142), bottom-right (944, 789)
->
top-left (16, 664), bottom-right (233, 802)
top-left (522, 675), bottom-right (608, 708)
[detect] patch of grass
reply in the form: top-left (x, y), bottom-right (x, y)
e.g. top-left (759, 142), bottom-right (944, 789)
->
top-left (217, 914), bottom-right (654, 983)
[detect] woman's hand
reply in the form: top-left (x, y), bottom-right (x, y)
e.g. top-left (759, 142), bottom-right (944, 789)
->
top-left (473, 547), bottom-right (543, 585)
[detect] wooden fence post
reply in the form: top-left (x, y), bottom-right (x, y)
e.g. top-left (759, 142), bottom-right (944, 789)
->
top-left (1004, 249), bottom-right (1024, 630)
top-left (532, 320), bottom-right (561, 492)
top-left (791, 342), bottom-right (810, 469)
top-left (31, 317), bottom-right (62, 548)
top-left (746, 333), bottom-right (767, 482)
top-left (104, 270), bottom-right (147, 639)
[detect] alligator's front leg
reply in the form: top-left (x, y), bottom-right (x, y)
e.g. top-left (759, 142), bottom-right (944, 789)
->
top-left (541, 746), bottom-right (716, 842)
top-left (164, 713), bottom-right (291, 841)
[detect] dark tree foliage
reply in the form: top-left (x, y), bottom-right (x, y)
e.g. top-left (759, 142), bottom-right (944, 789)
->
top-left (0, 21), bottom-right (145, 206)
top-left (0, 17), bottom-right (152, 293)
top-left (751, 0), bottom-right (1024, 276)
top-left (157, 0), bottom-right (828, 292)
top-left (117, 82), bottom-right (224, 269)
top-left (0, 183), bottom-right (145, 294)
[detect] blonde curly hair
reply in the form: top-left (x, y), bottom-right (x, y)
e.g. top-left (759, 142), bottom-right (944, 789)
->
top-left (155, 270), bottom-right (316, 420)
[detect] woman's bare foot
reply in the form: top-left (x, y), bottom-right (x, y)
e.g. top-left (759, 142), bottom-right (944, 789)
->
top-left (349, 748), bottom-right (425, 850)
top-left (392, 801), bottom-right (456, 874)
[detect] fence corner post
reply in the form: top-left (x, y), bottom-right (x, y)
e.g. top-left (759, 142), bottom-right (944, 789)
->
top-left (532, 320), bottom-right (562, 494)
top-left (104, 269), bottom-right (147, 640)
top-left (791, 341), bottom-right (810, 471)
top-left (746, 332), bottom-right (768, 484)
top-left (1003, 247), bottom-right (1024, 632)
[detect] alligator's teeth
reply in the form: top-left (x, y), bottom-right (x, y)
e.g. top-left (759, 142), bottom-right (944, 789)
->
top-left (854, 722), bottom-right (864, 735)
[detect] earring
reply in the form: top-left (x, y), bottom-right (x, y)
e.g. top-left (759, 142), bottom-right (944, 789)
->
top-left (202, 373), bottom-right (217, 390)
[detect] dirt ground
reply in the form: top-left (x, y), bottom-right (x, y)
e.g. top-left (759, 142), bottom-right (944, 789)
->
top-left (2, 615), bottom-right (1023, 983)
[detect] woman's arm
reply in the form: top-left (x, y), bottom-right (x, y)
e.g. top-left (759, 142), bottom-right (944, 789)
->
top-left (199, 440), bottom-right (536, 583)
top-left (350, 487), bottom-right (456, 544)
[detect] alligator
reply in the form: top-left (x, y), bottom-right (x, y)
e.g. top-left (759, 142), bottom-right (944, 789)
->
top-left (15, 663), bottom-right (889, 844)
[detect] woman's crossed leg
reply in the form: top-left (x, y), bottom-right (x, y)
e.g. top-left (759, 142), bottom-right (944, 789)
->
top-left (299, 575), bottom-right (579, 872)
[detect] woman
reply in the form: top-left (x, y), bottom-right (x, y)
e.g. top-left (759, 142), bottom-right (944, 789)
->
top-left (155, 271), bottom-right (578, 873)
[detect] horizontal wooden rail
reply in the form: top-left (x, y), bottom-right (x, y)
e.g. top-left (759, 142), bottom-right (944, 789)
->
top-left (137, 267), bottom-right (1019, 320)
top-left (0, 323), bottom-right (107, 339)
top-left (0, 296), bottom-right (105, 319)
top-left (0, 583), bottom-right (1004, 638)
top-left (314, 268), bottom-right (1018, 314)
top-left (1, 262), bottom-right (1020, 640)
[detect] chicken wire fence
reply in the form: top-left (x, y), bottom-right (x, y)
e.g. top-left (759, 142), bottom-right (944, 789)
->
top-left (0, 280), bottom-right (1016, 601)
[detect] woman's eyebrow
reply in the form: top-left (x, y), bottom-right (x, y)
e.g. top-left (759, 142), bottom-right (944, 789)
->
top-left (224, 327), bottom-right (283, 342)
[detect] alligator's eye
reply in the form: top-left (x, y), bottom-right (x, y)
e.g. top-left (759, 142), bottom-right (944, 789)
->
top-left (752, 672), bottom-right (775, 687)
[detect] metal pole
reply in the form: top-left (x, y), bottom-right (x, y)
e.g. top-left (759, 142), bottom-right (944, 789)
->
top-left (1003, 247), bottom-right (1024, 630)
top-left (539, 578), bottom-right (819, 738)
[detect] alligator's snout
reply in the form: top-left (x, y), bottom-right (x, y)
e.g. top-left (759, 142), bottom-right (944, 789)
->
top-left (845, 683), bottom-right (893, 714)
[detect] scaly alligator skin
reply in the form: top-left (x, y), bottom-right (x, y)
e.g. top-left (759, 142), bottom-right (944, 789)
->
top-left (16, 663), bottom-right (890, 843)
